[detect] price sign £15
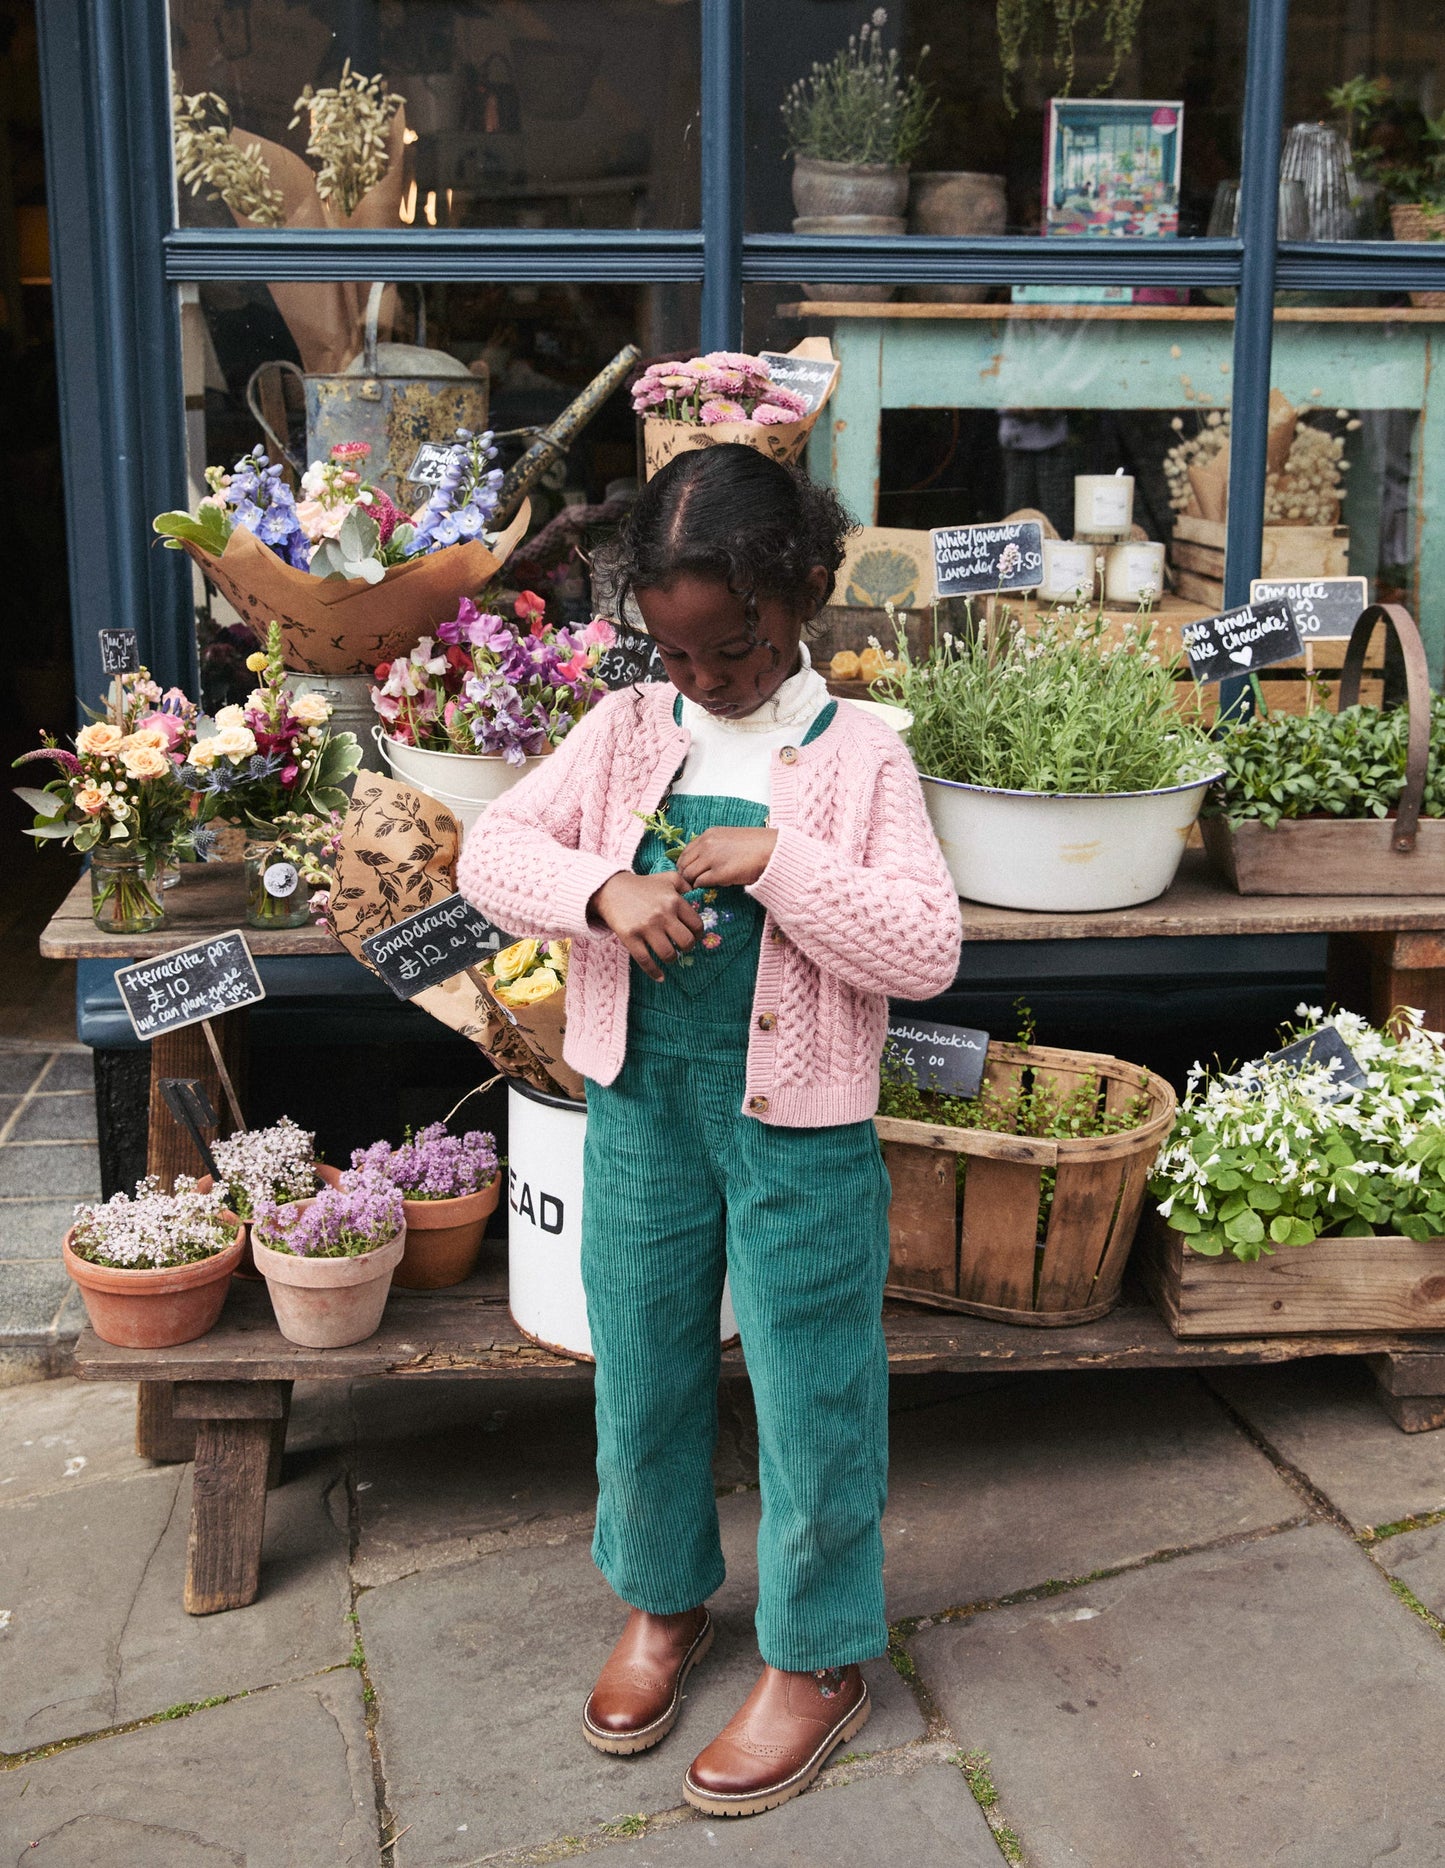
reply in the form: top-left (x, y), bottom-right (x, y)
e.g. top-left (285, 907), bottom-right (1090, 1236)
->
top-left (885, 1018), bottom-right (990, 1100)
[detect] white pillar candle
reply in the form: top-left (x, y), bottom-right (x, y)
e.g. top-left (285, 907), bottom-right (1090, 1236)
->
top-left (1037, 539), bottom-right (1098, 602)
top-left (1103, 540), bottom-right (1166, 604)
top-left (1073, 473), bottom-right (1135, 542)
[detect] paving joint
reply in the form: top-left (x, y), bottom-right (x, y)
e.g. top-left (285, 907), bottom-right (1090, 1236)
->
top-left (1201, 1372), bottom-right (1358, 1532)
top-left (953, 1749), bottom-right (1025, 1865)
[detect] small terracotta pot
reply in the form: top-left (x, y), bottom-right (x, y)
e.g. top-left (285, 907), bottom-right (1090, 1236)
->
top-left (197, 1171), bottom-right (322, 1279)
top-left (63, 1224), bottom-right (245, 1349)
top-left (251, 1215), bottom-right (406, 1348)
top-left (393, 1177), bottom-right (502, 1289)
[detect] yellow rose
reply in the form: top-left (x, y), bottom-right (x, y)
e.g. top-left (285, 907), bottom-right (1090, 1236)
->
top-left (245, 651), bottom-right (268, 673)
top-left (214, 704), bottom-right (247, 732)
top-left (548, 939), bottom-right (571, 980)
top-left (74, 786), bottom-right (107, 815)
top-left (75, 722), bottom-right (123, 757)
top-left (121, 746), bottom-right (170, 781)
top-left (190, 739), bottom-right (219, 768)
top-left (212, 726), bottom-right (258, 761)
top-left (491, 938), bottom-right (540, 984)
top-left (289, 692), bottom-right (331, 726)
top-left (494, 967), bottom-right (562, 1007)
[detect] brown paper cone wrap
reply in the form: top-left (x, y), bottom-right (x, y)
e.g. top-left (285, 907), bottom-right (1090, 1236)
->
top-left (180, 500), bottom-right (531, 675)
top-left (640, 337), bottom-right (836, 482)
top-left (479, 977), bottom-right (586, 1102)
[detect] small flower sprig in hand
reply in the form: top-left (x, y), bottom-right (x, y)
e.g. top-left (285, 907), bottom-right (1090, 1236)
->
top-left (347, 1123), bottom-right (499, 1202)
top-left (209, 1118), bottom-right (317, 1220)
top-left (70, 1176), bottom-right (235, 1270)
top-left (633, 805), bottom-right (688, 862)
top-left (252, 1170), bottom-right (403, 1259)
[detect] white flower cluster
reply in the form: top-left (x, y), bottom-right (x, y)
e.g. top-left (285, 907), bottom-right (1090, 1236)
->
top-left (210, 1117), bottom-right (317, 1220)
top-left (71, 1176), bottom-right (234, 1269)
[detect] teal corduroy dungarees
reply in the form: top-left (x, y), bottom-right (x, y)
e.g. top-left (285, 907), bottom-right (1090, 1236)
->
top-left (579, 704), bottom-right (892, 1671)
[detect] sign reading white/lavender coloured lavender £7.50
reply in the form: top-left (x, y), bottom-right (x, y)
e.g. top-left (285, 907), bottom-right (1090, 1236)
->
top-left (1181, 598), bottom-right (1303, 683)
top-left (930, 521), bottom-right (1044, 598)
top-left (115, 932), bottom-right (266, 1041)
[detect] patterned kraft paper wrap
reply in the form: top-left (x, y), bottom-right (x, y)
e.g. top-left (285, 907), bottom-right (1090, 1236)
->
top-left (640, 337), bottom-right (837, 482)
top-left (330, 775), bottom-right (582, 1097)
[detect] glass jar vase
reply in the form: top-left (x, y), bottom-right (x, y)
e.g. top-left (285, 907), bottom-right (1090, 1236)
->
top-left (90, 846), bottom-right (165, 935)
top-left (243, 835), bottom-right (311, 930)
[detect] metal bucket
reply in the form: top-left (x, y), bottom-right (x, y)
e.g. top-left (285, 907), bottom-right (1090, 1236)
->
top-left (285, 676), bottom-right (386, 774)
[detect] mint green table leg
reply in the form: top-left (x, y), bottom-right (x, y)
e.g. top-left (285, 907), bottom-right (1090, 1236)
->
top-left (1411, 329), bottom-right (1444, 683)
top-left (810, 320), bottom-right (884, 524)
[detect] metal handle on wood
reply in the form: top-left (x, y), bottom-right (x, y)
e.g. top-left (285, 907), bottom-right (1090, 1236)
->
top-left (1337, 602), bottom-right (1431, 854)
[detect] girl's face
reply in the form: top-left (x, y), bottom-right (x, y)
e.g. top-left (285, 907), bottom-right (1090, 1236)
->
top-left (636, 570), bottom-right (828, 719)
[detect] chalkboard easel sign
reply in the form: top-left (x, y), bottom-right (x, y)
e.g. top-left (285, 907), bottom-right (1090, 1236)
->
top-left (405, 440), bottom-right (462, 488)
top-left (1249, 577), bottom-right (1369, 640)
top-left (930, 521), bottom-right (1044, 598)
top-left (1180, 597), bottom-right (1303, 683)
top-left (757, 351), bottom-right (839, 416)
top-left (885, 1018), bottom-right (990, 1100)
top-left (595, 624), bottom-right (669, 690)
top-left (98, 628), bottom-right (140, 676)
top-left (116, 932), bottom-right (265, 1042)
top-left (362, 892), bottom-right (511, 1001)
top-left (1264, 1024), bottom-right (1367, 1101)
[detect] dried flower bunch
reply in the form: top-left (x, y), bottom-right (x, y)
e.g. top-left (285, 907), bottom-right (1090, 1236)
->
top-left (210, 1117), bottom-right (317, 1220)
top-left (347, 1123), bottom-right (499, 1202)
top-left (172, 83), bottom-right (285, 224)
top-left (631, 354), bottom-right (810, 429)
top-left (1163, 407), bottom-right (1358, 528)
top-left (1152, 1006), bottom-right (1445, 1259)
top-left (781, 9), bottom-right (934, 166)
top-left (487, 939), bottom-right (570, 1008)
top-left (70, 1177), bottom-right (235, 1270)
top-left (290, 61), bottom-right (404, 217)
top-left (253, 1171), bottom-right (404, 1259)
top-left (996, 0), bottom-right (1144, 115)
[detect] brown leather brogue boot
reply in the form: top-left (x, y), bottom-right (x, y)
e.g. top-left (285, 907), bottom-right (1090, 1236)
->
top-left (682, 1663), bottom-right (870, 1816)
top-left (582, 1606), bottom-right (714, 1755)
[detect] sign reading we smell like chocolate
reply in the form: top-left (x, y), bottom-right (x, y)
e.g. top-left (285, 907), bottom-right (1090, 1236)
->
top-left (1181, 597), bottom-right (1303, 683)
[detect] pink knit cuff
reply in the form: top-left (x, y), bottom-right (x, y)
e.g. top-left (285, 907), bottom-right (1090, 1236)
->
top-left (550, 853), bottom-right (634, 938)
top-left (748, 825), bottom-right (825, 920)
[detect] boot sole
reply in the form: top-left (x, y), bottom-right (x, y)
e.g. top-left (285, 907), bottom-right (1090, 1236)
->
top-left (681, 1683), bottom-right (871, 1817)
top-left (582, 1616), bottom-right (715, 1756)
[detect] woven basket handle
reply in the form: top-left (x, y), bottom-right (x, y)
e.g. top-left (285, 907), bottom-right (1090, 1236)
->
top-left (1337, 602), bottom-right (1431, 854)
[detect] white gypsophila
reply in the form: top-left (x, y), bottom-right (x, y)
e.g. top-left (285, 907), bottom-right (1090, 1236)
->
top-left (209, 1116), bottom-right (316, 1218)
top-left (70, 1175), bottom-right (233, 1269)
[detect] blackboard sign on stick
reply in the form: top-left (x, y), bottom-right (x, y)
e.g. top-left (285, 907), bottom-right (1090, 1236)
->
top-left (362, 892), bottom-right (511, 1001)
top-left (116, 932), bottom-right (265, 1042)
top-left (405, 440), bottom-right (462, 487)
top-left (1264, 1024), bottom-right (1367, 1101)
top-left (1181, 598), bottom-right (1303, 683)
top-left (595, 623), bottom-right (668, 690)
top-left (757, 351), bottom-right (839, 415)
top-left (98, 628), bottom-right (140, 675)
top-left (158, 1078), bottom-right (221, 1176)
top-left (886, 1018), bottom-right (990, 1100)
top-left (930, 520), bottom-right (1044, 598)
top-left (1249, 577), bottom-right (1369, 640)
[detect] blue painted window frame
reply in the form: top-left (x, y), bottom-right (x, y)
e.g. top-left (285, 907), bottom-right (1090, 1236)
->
top-left (35, 0), bottom-right (1445, 705)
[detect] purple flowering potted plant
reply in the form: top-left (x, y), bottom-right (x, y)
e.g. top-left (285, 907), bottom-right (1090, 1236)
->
top-left (250, 1170), bottom-right (406, 1347)
top-left (197, 1116), bottom-right (320, 1275)
top-left (371, 590), bottom-right (614, 829)
top-left (344, 1122), bottom-right (501, 1288)
top-left (63, 1178), bottom-right (245, 1348)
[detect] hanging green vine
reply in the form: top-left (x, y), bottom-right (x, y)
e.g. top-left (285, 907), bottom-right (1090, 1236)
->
top-left (997, 0), bottom-right (1145, 115)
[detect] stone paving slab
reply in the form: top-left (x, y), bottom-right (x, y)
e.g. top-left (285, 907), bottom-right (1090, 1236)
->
top-left (0, 1142), bottom-right (100, 1199)
top-left (12, 1093), bottom-right (99, 1142)
top-left (0, 1673), bottom-right (379, 1865)
top-left (0, 1198), bottom-right (82, 1260)
top-left (360, 1524), bottom-right (925, 1867)
top-left (1370, 1520), bottom-right (1445, 1619)
top-left (879, 1370), bottom-right (1300, 1615)
top-left (0, 1377), bottom-right (142, 1498)
top-left (0, 1258), bottom-right (70, 1334)
top-left (0, 1053), bottom-right (49, 1095)
top-left (581, 1765), bottom-right (1001, 1868)
top-left (913, 1523), bottom-right (1445, 1868)
top-left (1210, 1361), bottom-right (1445, 1528)
top-left (1, 1455), bottom-right (352, 1751)
top-left (35, 1052), bottom-right (95, 1093)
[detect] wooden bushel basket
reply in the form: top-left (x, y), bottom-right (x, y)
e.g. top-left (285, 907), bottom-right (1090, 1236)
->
top-left (1200, 603), bottom-right (1445, 895)
top-left (877, 1042), bottom-right (1177, 1327)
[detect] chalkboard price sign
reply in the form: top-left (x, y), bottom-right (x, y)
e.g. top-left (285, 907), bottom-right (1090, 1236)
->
top-left (595, 624), bottom-right (668, 690)
top-left (1264, 1024), bottom-right (1367, 1101)
top-left (885, 1018), bottom-right (990, 1100)
top-left (115, 932), bottom-right (266, 1042)
top-left (930, 520), bottom-right (1044, 598)
top-left (757, 351), bottom-right (839, 416)
top-left (404, 440), bottom-right (462, 487)
top-left (1180, 598), bottom-right (1303, 684)
top-left (1249, 577), bottom-right (1369, 640)
top-left (362, 892), bottom-right (510, 1000)
top-left (98, 628), bottom-right (140, 676)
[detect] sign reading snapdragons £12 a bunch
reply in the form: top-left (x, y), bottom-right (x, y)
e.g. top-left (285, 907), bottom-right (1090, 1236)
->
top-left (930, 520), bottom-right (1044, 598)
top-left (362, 892), bottom-right (510, 1001)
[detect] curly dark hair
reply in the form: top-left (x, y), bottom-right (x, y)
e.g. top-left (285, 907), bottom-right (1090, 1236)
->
top-left (612, 445), bottom-right (856, 635)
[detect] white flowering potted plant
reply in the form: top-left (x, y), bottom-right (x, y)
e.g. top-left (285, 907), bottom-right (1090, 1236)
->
top-left (198, 1117), bottom-right (322, 1275)
top-left (1144, 1006), bottom-right (1445, 1337)
top-left (879, 612), bottom-right (1222, 911)
top-left (345, 1123), bottom-right (500, 1289)
top-left (250, 1170), bottom-right (406, 1348)
top-left (63, 1177), bottom-right (245, 1348)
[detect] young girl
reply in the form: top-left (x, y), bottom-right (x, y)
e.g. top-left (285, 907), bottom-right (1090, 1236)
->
top-left (457, 443), bottom-right (961, 1818)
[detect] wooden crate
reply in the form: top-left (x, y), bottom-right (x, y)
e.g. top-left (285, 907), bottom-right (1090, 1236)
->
top-left (1170, 516), bottom-right (1350, 611)
top-left (877, 1041), bottom-right (1176, 1327)
top-left (1200, 814), bottom-right (1445, 896)
top-left (1140, 1217), bottom-right (1445, 1338)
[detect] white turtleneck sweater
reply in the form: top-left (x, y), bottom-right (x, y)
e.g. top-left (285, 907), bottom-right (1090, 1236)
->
top-left (673, 643), bottom-right (832, 807)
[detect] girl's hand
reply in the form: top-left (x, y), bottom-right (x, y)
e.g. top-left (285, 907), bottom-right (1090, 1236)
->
top-left (589, 871), bottom-right (705, 981)
top-left (675, 827), bottom-right (778, 890)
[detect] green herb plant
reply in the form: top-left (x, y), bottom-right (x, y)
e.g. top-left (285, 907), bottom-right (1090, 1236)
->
top-left (1208, 698), bottom-right (1445, 829)
top-left (781, 9), bottom-right (934, 167)
top-left (633, 805), bottom-right (687, 861)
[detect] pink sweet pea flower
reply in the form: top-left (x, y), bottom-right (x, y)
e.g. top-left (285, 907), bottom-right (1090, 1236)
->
top-left (583, 616), bottom-right (616, 648)
top-left (514, 590), bottom-right (546, 622)
top-left (281, 763), bottom-right (300, 787)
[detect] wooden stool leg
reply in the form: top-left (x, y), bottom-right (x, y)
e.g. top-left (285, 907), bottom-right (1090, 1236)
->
top-left (135, 1380), bottom-right (196, 1463)
top-left (266, 1382), bottom-right (294, 1492)
top-left (173, 1381), bottom-right (287, 1614)
top-left (1368, 1352), bottom-right (1445, 1434)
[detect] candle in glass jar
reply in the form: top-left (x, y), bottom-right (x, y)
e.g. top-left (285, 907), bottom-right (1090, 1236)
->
top-left (1037, 539), bottom-right (1097, 602)
top-left (1073, 473), bottom-right (1135, 542)
top-left (1103, 540), bottom-right (1166, 604)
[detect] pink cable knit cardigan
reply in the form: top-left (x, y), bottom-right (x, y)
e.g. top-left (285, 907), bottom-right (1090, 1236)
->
top-left (457, 683), bottom-right (963, 1127)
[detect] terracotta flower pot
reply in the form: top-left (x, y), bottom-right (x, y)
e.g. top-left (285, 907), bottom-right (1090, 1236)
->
top-left (251, 1216), bottom-right (406, 1349)
top-left (393, 1176), bottom-right (502, 1289)
top-left (197, 1172), bottom-right (322, 1280)
top-left (792, 154), bottom-right (908, 219)
top-left (63, 1223), bottom-right (245, 1349)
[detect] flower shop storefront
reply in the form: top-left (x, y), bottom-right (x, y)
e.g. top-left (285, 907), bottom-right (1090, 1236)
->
top-left (24, 0), bottom-right (1445, 1604)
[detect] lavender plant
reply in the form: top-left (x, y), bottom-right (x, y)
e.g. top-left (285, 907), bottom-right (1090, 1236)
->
top-left (347, 1124), bottom-right (499, 1202)
top-left (210, 1117), bottom-right (317, 1220)
top-left (252, 1172), bottom-right (403, 1259)
top-left (70, 1177), bottom-right (235, 1269)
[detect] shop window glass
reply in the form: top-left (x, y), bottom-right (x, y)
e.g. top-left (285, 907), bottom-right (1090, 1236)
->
top-left (746, 0), bottom-right (1245, 248)
top-left (169, 0), bottom-right (700, 235)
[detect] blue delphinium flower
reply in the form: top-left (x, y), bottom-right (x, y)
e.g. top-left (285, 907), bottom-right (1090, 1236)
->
top-left (404, 428), bottom-right (505, 558)
top-left (210, 449), bottom-right (310, 569)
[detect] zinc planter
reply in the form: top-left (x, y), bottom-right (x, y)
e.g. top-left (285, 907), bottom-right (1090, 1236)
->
top-left (375, 729), bottom-right (545, 834)
top-left (252, 1218), bottom-right (406, 1348)
top-left (792, 154), bottom-right (908, 218)
top-left (920, 771), bottom-right (1221, 912)
top-left (394, 1177), bottom-right (502, 1289)
top-left (63, 1224), bottom-right (245, 1348)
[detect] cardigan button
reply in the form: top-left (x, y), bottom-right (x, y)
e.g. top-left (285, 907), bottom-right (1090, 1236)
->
top-left (748, 1095), bottom-right (770, 1113)
top-left (768, 926), bottom-right (785, 944)
top-left (778, 745), bottom-right (798, 765)
top-left (757, 1012), bottom-right (776, 1032)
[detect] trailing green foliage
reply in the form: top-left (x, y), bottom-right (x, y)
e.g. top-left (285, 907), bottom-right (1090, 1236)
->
top-left (1208, 698), bottom-right (1445, 828)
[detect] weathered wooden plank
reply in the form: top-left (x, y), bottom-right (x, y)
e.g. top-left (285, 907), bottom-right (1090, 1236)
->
top-left (881, 1141), bottom-right (957, 1295)
top-left (1200, 816), bottom-right (1445, 898)
top-left (135, 1379), bottom-right (196, 1463)
top-left (958, 1156), bottom-right (1042, 1313)
top-left (173, 1379), bottom-right (288, 1420)
top-left (1366, 1351), bottom-right (1445, 1396)
top-left (1373, 1390), bottom-right (1445, 1433)
top-left (185, 1414), bottom-right (271, 1615)
top-left (40, 868), bottom-right (341, 960)
top-left (1036, 1157), bottom-right (1122, 1314)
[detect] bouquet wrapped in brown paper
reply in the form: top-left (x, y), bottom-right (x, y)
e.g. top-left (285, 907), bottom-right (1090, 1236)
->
top-left (634, 340), bottom-right (837, 482)
top-left (328, 774), bottom-right (583, 1099)
top-left (477, 939), bottom-right (585, 1102)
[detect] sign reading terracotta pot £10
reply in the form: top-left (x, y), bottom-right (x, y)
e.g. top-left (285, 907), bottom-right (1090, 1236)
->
top-left (115, 932), bottom-right (266, 1042)
top-left (885, 1018), bottom-right (990, 1100)
top-left (1181, 597), bottom-right (1303, 683)
top-left (930, 520), bottom-right (1044, 598)
top-left (363, 892), bottom-right (510, 1000)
